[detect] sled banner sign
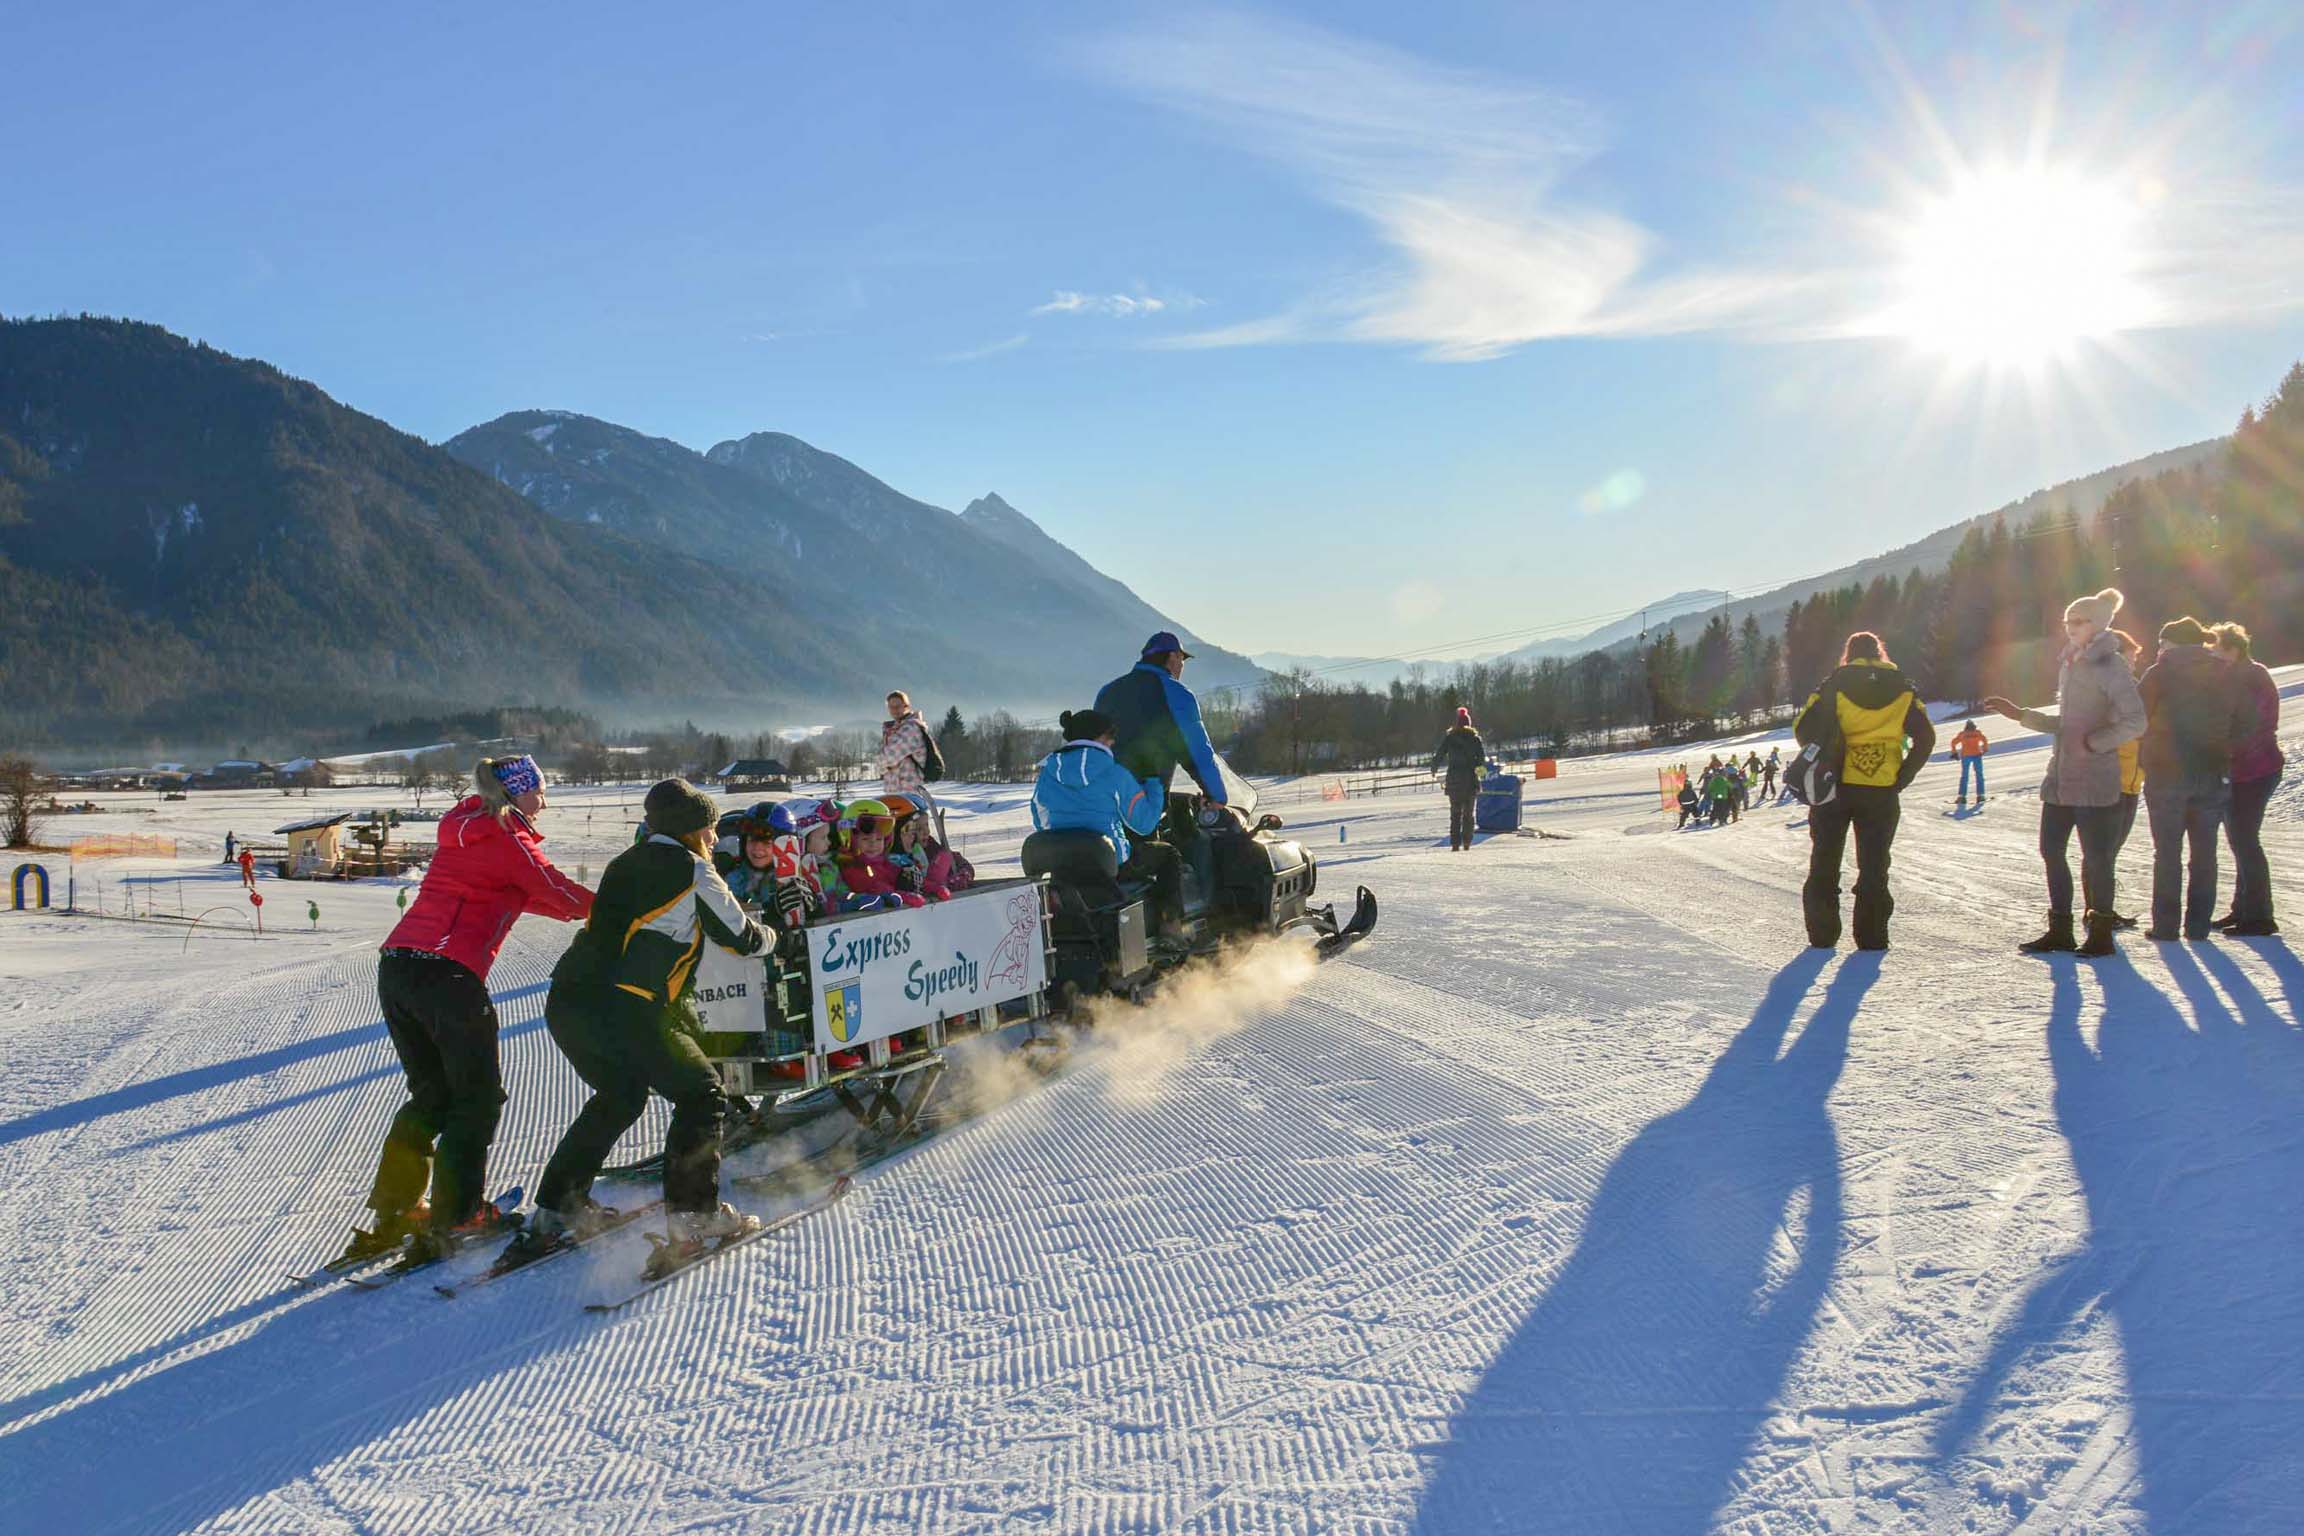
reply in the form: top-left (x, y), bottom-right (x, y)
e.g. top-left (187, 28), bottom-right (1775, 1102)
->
top-left (807, 884), bottom-right (1048, 1052)
top-left (690, 942), bottom-right (771, 1037)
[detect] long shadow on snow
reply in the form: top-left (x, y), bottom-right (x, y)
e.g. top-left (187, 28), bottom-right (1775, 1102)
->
top-left (0, 980), bottom-right (547, 1149)
top-left (1410, 947), bottom-right (1871, 1535)
top-left (0, 1166), bottom-right (838, 1532)
top-left (1933, 944), bottom-right (2304, 1532)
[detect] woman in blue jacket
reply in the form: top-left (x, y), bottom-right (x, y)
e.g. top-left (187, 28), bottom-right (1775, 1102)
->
top-left (1032, 708), bottom-right (1181, 934)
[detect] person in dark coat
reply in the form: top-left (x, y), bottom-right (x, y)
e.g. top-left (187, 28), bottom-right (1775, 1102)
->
top-left (1094, 632), bottom-right (1228, 804)
top-left (2136, 617), bottom-right (2253, 940)
top-left (526, 779), bottom-right (773, 1262)
top-left (1794, 632), bottom-right (1935, 951)
top-left (2213, 621), bottom-right (2286, 936)
top-left (1431, 707), bottom-right (1486, 851)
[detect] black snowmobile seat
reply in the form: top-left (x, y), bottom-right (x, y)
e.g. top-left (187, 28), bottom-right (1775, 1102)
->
top-left (1021, 828), bottom-right (1121, 884)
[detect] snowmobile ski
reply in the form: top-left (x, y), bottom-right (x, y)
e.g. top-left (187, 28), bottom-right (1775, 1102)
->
top-left (344, 1187), bottom-right (525, 1290)
top-left (584, 1175), bottom-right (854, 1314)
top-left (434, 1199), bottom-right (662, 1299)
top-left (1314, 886), bottom-right (1379, 959)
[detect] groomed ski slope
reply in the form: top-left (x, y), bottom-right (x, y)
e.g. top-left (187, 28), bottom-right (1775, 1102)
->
top-left (3, 680), bottom-right (2302, 1535)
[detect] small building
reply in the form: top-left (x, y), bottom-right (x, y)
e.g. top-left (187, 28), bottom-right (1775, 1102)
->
top-left (275, 757), bottom-right (333, 789)
top-left (275, 813), bottom-right (353, 877)
top-left (716, 758), bottom-right (793, 792)
top-left (200, 759), bottom-right (277, 790)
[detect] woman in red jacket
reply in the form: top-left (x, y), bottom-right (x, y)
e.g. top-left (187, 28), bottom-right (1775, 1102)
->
top-left (341, 755), bottom-right (593, 1262)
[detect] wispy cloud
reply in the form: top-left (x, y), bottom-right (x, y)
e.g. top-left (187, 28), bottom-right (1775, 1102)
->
top-left (1073, 12), bottom-right (1825, 358)
top-left (1032, 289), bottom-right (1204, 317)
top-left (939, 332), bottom-right (1031, 364)
top-left (1075, 10), bottom-right (2304, 359)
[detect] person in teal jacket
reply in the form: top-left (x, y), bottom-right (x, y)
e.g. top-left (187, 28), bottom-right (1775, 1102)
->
top-left (1031, 708), bottom-right (1180, 932)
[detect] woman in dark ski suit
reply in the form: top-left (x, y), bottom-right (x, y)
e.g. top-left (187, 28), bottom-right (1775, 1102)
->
top-left (524, 779), bottom-right (775, 1259)
top-left (1432, 707), bottom-right (1486, 851)
top-left (1794, 632), bottom-right (1935, 951)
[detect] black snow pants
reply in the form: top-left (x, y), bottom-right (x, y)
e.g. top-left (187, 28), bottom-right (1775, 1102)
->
top-left (1447, 772), bottom-right (1479, 850)
top-left (2228, 771), bottom-right (2280, 925)
top-left (2039, 800), bottom-right (2122, 919)
top-left (537, 982), bottom-right (727, 1216)
top-left (366, 950), bottom-right (505, 1229)
top-left (1119, 838), bottom-right (1185, 933)
top-left (1803, 784), bottom-right (1900, 948)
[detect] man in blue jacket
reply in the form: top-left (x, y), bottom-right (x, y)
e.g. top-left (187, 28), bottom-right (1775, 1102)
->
top-left (1032, 708), bottom-right (1181, 933)
top-left (1094, 632), bottom-right (1229, 806)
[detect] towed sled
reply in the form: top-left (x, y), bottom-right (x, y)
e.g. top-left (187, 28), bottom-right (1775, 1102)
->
top-left (602, 754), bottom-right (1376, 1181)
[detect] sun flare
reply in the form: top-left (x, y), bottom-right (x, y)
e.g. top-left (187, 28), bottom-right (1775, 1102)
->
top-left (1883, 167), bottom-right (2150, 368)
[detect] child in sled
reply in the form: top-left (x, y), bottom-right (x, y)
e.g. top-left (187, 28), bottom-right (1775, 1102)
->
top-left (834, 799), bottom-right (929, 910)
top-left (883, 793), bottom-right (966, 900)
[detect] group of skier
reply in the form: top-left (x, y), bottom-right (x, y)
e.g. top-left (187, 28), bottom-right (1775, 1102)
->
top-left (342, 632), bottom-right (1236, 1278)
top-left (1796, 588), bottom-right (2285, 955)
top-left (1674, 749), bottom-right (1784, 827)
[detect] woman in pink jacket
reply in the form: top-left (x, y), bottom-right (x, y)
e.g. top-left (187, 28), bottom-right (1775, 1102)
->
top-left (341, 755), bottom-right (593, 1263)
top-left (2215, 622), bottom-right (2286, 936)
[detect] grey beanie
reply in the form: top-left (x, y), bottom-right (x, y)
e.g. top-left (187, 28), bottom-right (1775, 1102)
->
top-left (643, 778), bottom-right (718, 838)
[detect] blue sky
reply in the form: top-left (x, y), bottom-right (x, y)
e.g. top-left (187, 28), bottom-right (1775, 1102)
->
top-left (5, 1), bottom-right (2300, 661)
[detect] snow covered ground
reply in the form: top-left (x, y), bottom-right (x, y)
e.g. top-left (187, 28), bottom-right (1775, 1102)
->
top-left (4, 675), bottom-right (2303, 1534)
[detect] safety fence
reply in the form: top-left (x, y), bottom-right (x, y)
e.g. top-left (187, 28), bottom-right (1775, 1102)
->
top-left (68, 833), bottom-right (179, 860)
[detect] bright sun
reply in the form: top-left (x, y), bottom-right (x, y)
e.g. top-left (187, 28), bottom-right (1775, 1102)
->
top-left (1884, 167), bottom-right (2150, 368)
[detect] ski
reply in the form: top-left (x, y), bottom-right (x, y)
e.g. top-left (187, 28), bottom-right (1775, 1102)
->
top-left (344, 1187), bottom-right (525, 1290)
top-left (287, 1248), bottom-right (405, 1289)
top-left (584, 1175), bottom-right (853, 1314)
top-left (434, 1200), bottom-right (663, 1299)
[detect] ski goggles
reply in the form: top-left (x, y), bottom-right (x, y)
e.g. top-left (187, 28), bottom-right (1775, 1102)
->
top-left (847, 812), bottom-right (896, 837)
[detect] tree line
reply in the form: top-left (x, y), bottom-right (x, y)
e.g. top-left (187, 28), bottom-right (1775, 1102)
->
top-left (1220, 361), bottom-right (2302, 775)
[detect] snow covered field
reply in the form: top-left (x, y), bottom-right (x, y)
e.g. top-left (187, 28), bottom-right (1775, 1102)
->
top-left (4, 678), bottom-right (2302, 1535)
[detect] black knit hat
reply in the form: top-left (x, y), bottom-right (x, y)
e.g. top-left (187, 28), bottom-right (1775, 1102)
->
top-left (643, 778), bottom-right (718, 838)
top-left (1061, 708), bottom-right (1115, 741)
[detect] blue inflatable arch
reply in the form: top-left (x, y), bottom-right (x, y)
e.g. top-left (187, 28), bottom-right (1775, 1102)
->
top-left (11, 864), bottom-right (50, 910)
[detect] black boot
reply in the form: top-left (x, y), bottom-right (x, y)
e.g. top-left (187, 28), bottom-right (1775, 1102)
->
top-left (2076, 910), bottom-right (2119, 958)
top-left (2018, 912), bottom-right (2077, 954)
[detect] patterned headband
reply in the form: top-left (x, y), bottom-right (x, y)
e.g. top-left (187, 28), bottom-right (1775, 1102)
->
top-left (491, 755), bottom-right (544, 797)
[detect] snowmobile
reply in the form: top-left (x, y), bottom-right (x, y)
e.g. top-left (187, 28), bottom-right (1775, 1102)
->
top-left (1021, 755), bottom-right (1379, 1011)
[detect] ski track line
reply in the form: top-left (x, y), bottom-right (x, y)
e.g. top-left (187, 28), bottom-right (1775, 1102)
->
top-left (640, 989), bottom-right (1679, 1530)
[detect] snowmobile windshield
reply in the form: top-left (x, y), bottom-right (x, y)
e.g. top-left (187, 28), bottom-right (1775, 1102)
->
top-left (1212, 755), bottom-right (1258, 815)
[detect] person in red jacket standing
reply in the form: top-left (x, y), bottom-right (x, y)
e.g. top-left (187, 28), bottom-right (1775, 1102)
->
top-left (340, 755), bottom-right (593, 1263)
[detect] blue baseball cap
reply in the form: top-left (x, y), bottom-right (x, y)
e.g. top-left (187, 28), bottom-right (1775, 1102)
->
top-left (1140, 631), bottom-right (1194, 660)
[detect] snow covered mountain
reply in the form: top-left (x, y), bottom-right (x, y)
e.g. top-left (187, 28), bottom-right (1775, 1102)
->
top-left (446, 417), bottom-right (1260, 693)
top-left (0, 315), bottom-right (1266, 747)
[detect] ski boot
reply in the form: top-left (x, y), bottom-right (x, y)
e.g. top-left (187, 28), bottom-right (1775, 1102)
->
top-left (520, 1193), bottom-right (624, 1253)
top-left (643, 1203), bottom-right (762, 1280)
top-left (2018, 912), bottom-right (2078, 954)
top-left (408, 1195), bottom-right (522, 1264)
top-left (334, 1200), bottom-right (430, 1265)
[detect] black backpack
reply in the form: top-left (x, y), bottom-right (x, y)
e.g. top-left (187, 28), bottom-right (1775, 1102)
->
top-left (1785, 686), bottom-right (1842, 808)
top-left (919, 727), bottom-right (946, 783)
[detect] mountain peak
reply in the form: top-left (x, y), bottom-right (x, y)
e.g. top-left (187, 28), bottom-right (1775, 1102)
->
top-left (960, 492), bottom-right (1037, 532)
